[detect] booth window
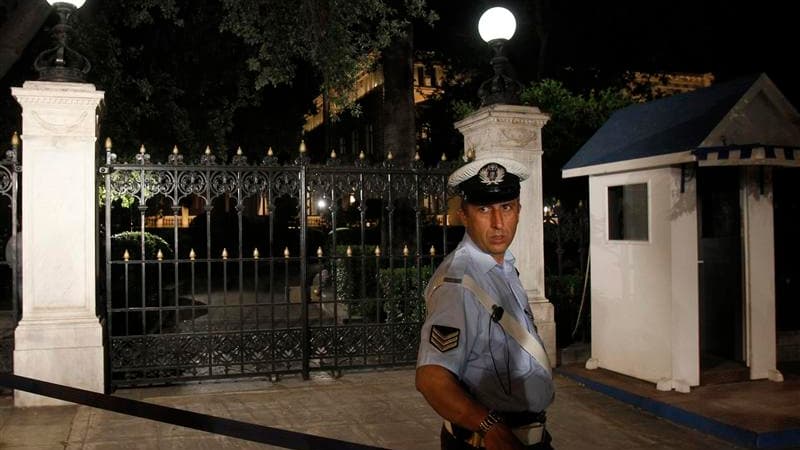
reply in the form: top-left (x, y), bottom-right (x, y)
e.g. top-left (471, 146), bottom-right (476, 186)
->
top-left (608, 183), bottom-right (648, 241)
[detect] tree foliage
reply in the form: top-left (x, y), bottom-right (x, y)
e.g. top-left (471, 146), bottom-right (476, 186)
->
top-left (520, 79), bottom-right (633, 204)
top-left (24, 0), bottom-right (436, 161)
top-left (77, 0), bottom-right (275, 160)
top-left (220, 0), bottom-right (436, 113)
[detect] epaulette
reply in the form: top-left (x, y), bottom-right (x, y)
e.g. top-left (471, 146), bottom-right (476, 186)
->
top-left (443, 246), bottom-right (468, 280)
top-left (424, 247), bottom-right (469, 313)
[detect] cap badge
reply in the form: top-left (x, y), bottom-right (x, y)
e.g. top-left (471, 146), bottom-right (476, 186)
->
top-left (479, 163), bottom-right (505, 186)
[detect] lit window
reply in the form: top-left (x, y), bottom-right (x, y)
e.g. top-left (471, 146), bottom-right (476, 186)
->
top-left (608, 183), bottom-right (648, 241)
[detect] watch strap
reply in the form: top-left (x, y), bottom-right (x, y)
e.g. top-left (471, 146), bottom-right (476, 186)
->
top-left (477, 410), bottom-right (503, 436)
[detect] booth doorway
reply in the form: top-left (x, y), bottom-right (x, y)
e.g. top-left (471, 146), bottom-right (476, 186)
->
top-left (697, 167), bottom-right (747, 383)
top-left (774, 168), bottom-right (800, 377)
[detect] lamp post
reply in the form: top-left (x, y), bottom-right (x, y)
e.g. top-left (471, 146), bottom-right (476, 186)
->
top-left (34, 0), bottom-right (90, 82)
top-left (477, 6), bottom-right (523, 106)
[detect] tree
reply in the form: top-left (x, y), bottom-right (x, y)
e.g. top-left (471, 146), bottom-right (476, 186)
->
top-left (520, 78), bottom-right (632, 205)
top-left (74, 0), bottom-right (290, 161)
top-left (220, 0), bottom-right (433, 104)
top-left (1, 0), bottom-right (435, 161)
top-left (380, 24), bottom-right (416, 162)
top-left (220, 0), bottom-right (436, 161)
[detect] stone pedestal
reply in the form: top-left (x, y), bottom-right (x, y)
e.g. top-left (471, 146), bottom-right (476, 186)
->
top-left (11, 81), bottom-right (105, 406)
top-left (454, 104), bottom-right (556, 367)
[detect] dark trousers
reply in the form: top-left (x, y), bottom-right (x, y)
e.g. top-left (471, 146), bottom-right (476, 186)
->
top-left (440, 426), bottom-right (553, 450)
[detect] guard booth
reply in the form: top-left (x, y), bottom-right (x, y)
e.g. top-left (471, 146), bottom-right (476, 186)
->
top-left (562, 73), bottom-right (800, 391)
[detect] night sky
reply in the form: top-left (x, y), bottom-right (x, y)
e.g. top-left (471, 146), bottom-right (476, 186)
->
top-left (421, 0), bottom-right (799, 105)
top-left (1, 1), bottom-right (798, 143)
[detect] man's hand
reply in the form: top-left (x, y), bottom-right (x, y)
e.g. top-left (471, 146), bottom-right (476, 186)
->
top-left (483, 423), bottom-right (525, 450)
top-left (416, 365), bottom-right (525, 450)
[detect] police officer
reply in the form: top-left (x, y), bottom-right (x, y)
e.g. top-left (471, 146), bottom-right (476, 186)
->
top-left (416, 157), bottom-right (554, 450)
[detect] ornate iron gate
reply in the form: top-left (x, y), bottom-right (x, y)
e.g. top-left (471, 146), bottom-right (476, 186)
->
top-left (0, 136), bottom-right (20, 374)
top-left (102, 145), bottom-right (458, 387)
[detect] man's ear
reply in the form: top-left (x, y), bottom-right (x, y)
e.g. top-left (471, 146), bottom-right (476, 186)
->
top-left (456, 205), bottom-right (467, 224)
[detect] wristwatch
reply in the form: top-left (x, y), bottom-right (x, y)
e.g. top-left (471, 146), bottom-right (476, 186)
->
top-left (477, 410), bottom-right (504, 436)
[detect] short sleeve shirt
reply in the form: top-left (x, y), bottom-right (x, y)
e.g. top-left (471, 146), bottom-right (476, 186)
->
top-left (416, 234), bottom-right (554, 413)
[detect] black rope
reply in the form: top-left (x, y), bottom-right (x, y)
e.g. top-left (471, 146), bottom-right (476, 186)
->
top-left (0, 373), bottom-right (387, 450)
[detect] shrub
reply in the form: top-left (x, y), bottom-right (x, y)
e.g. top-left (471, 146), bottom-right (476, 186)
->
top-left (378, 265), bottom-right (432, 323)
top-left (331, 244), bottom-right (432, 323)
top-left (546, 273), bottom-right (589, 345)
top-left (331, 245), bottom-right (380, 322)
top-left (110, 231), bottom-right (172, 261)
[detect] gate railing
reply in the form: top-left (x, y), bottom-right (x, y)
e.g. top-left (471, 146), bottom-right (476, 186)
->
top-left (0, 134), bottom-right (21, 374)
top-left (101, 143), bottom-right (459, 387)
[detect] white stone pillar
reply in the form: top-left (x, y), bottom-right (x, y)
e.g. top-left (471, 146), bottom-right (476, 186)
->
top-left (11, 81), bottom-right (105, 406)
top-left (742, 166), bottom-right (782, 382)
top-left (454, 104), bottom-right (555, 366)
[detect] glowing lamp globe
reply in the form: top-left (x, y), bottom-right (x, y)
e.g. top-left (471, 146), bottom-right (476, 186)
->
top-left (47, 0), bottom-right (86, 7)
top-left (478, 7), bottom-right (516, 43)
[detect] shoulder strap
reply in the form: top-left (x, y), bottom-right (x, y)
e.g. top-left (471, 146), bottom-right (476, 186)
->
top-left (461, 275), bottom-right (552, 375)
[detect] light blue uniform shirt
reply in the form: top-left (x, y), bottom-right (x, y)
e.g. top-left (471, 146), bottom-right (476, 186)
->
top-left (417, 234), bottom-right (554, 413)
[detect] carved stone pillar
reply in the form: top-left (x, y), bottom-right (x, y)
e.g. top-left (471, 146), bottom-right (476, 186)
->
top-left (11, 81), bottom-right (105, 406)
top-left (454, 104), bottom-right (555, 366)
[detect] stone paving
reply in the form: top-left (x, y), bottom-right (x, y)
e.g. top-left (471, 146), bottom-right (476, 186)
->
top-left (0, 368), bottom-right (742, 449)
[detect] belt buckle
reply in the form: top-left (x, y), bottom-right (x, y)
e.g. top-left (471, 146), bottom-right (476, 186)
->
top-left (512, 422), bottom-right (544, 445)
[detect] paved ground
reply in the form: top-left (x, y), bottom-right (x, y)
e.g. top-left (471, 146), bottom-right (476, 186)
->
top-left (0, 368), bottom-right (741, 449)
top-left (559, 363), bottom-right (800, 436)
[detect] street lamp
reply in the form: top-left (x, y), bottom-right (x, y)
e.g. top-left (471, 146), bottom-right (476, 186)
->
top-left (477, 6), bottom-right (523, 106)
top-left (34, 0), bottom-right (91, 82)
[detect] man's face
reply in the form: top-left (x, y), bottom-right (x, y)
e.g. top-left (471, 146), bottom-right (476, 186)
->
top-left (457, 198), bottom-right (521, 263)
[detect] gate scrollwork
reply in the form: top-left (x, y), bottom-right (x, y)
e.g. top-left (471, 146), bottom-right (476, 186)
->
top-left (101, 152), bottom-right (454, 387)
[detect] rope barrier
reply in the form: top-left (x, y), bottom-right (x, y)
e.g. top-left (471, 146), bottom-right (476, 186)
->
top-left (0, 373), bottom-right (387, 450)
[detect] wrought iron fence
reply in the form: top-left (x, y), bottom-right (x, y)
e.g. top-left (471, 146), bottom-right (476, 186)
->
top-left (0, 136), bottom-right (21, 375)
top-left (102, 144), bottom-right (460, 387)
top-left (543, 199), bottom-right (590, 346)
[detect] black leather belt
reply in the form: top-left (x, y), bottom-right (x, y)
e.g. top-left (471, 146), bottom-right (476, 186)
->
top-left (500, 410), bottom-right (546, 427)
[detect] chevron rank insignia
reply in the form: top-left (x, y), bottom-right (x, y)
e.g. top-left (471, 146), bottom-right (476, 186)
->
top-left (430, 325), bottom-right (460, 353)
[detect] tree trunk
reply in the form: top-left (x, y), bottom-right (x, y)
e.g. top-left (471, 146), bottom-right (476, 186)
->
top-left (380, 24), bottom-right (415, 163)
top-left (322, 89), bottom-right (331, 156)
top-left (533, 0), bottom-right (551, 80)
